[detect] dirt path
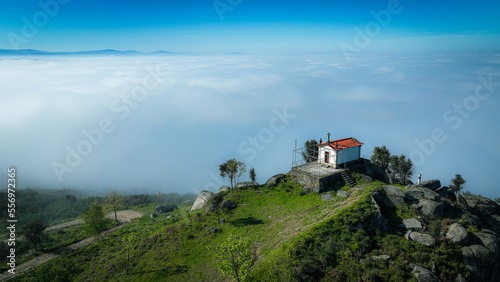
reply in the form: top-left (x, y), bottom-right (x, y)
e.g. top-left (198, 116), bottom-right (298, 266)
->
top-left (0, 210), bottom-right (143, 281)
top-left (45, 219), bottom-right (84, 231)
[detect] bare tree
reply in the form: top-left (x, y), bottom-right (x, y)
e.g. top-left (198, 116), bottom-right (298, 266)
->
top-left (105, 190), bottom-right (125, 222)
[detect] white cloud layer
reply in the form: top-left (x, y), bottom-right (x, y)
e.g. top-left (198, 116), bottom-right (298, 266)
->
top-left (0, 52), bottom-right (499, 198)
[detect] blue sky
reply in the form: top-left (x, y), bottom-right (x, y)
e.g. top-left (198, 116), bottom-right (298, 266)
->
top-left (1, 1), bottom-right (500, 199)
top-left (1, 0), bottom-right (500, 52)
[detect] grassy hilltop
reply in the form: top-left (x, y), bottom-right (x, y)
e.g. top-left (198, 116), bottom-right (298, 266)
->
top-left (12, 176), bottom-right (469, 281)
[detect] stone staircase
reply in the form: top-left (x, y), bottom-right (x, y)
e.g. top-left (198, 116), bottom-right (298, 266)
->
top-left (341, 170), bottom-right (357, 187)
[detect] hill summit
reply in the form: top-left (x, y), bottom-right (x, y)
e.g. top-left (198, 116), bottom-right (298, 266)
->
top-left (11, 164), bottom-right (500, 281)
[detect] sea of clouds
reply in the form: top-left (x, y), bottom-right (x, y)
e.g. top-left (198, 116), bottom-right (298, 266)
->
top-left (1, 52), bottom-right (499, 198)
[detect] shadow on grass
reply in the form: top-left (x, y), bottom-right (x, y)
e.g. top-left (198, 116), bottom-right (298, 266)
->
top-left (230, 216), bottom-right (264, 227)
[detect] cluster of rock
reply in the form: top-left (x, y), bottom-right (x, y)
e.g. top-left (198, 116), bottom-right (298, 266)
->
top-left (370, 179), bottom-right (500, 281)
top-left (189, 173), bottom-right (287, 234)
top-left (191, 173), bottom-right (287, 212)
top-left (150, 204), bottom-right (177, 218)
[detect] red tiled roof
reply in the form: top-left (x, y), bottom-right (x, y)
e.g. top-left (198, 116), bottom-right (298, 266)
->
top-left (317, 137), bottom-right (363, 151)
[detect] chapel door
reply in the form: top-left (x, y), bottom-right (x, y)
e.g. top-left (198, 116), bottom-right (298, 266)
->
top-left (325, 151), bottom-right (329, 163)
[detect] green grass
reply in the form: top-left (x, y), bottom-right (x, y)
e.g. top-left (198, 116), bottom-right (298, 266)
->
top-left (11, 178), bottom-right (470, 281)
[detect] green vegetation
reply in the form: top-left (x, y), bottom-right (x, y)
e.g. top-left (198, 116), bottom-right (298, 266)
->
top-left (209, 193), bottom-right (224, 228)
top-left (21, 219), bottom-right (46, 251)
top-left (219, 158), bottom-right (247, 189)
top-left (208, 234), bottom-right (255, 282)
top-left (10, 177), bottom-right (469, 281)
top-left (0, 188), bottom-right (97, 236)
top-left (105, 190), bottom-right (125, 222)
top-left (83, 202), bottom-right (111, 239)
top-left (390, 154), bottom-right (414, 184)
top-left (371, 145), bottom-right (391, 172)
top-left (302, 139), bottom-right (318, 162)
top-left (249, 167), bottom-right (257, 184)
top-left (449, 174), bottom-right (466, 202)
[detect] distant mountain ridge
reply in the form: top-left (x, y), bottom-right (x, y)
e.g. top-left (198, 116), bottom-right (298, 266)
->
top-left (0, 49), bottom-right (178, 56)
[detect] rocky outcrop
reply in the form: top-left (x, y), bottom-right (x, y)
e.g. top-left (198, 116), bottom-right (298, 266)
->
top-left (405, 187), bottom-right (441, 202)
top-left (218, 185), bottom-right (230, 193)
top-left (234, 181), bottom-right (258, 189)
top-left (221, 200), bottom-right (237, 210)
top-left (416, 200), bottom-right (444, 218)
top-left (191, 190), bottom-right (215, 211)
top-left (461, 232), bottom-right (500, 281)
top-left (420, 179), bottom-right (441, 190)
top-left (381, 185), bottom-right (405, 207)
top-left (410, 264), bottom-right (441, 282)
top-left (462, 244), bottom-right (494, 281)
top-left (321, 192), bottom-right (333, 201)
top-left (446, 223), bottom-right (469, 245)
top-left (435, 186), bottom-right (449, 199)
top-left (473, 232), bottom-right (499, 254)
top-left (402, 218), bottom-right (423, 232)
top-left (155, 205), bottom-right (177, 214)
top-left (464, 196), bottom-right (500, 216)
top-left (337, 190), bottom-right (349, 198)
top-left (368, 192), bottom-right (388, 231)
top-left (406, 231), bottom-right (436, 247)
top-left (266, 173), bottom-right (286, 186)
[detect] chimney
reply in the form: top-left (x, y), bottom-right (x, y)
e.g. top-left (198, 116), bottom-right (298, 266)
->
top-left (335, 142), bottom-right (338, 149)
top-left (319, 138), bottom-right (322, 144)
top-left (327, 132), bottom-right (331, 143)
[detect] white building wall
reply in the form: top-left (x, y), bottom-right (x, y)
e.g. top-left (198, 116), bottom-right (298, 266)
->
top-left (337, 146), bottom-right (361, 165)
top-left (317, 146), bottom-right (336, 164)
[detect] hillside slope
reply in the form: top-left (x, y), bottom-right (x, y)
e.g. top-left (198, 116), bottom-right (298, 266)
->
top-left (11, 175), bottom-right (500, 281)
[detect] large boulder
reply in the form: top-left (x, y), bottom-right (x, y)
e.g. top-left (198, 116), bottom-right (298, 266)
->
top-left (191, 190), bottom-right (215, 211)
top-left (420, 179), bottom-right (441, 190)
top-left (473, 232), bottom-right (499, 254)
top-left (446, 223), bottom-right (469, 245)
top-left (337, 190), bottom-right (349, 198)
top-left (402, 218), bottom-right (423, 232)
top-left (321, 192), bottom-right (333, 201)
top-left (411, 265), bottom-right (440, 282)
top-left (462, 244), bottom-right (494, 281)
top-left (383, 185), bottom-right (405, 197)
top-left (155, 205), bottom-right (177, 214)
top-left (368, 192), bottom-right (388, 230)
top-left (234, 181), bottom-right (258, 189)
top-left (408, 231), bottom-right (436, 247)
top-left (435, 186), bottom-right (449, 199)
top-left (382, 185), bottom-right (405, 207)
top-left (465, 196), bottom-right (500, 216)
top-left (221, 200), bottom-right (237, 210)
top-left (405, 187), bottom-right (441, 202)
top-left (266, 173), bottom-right (286, 186)
top-left (416, 200), bottom-right (444, 218)
top-left (218, 185), bottom-right (230, 193)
